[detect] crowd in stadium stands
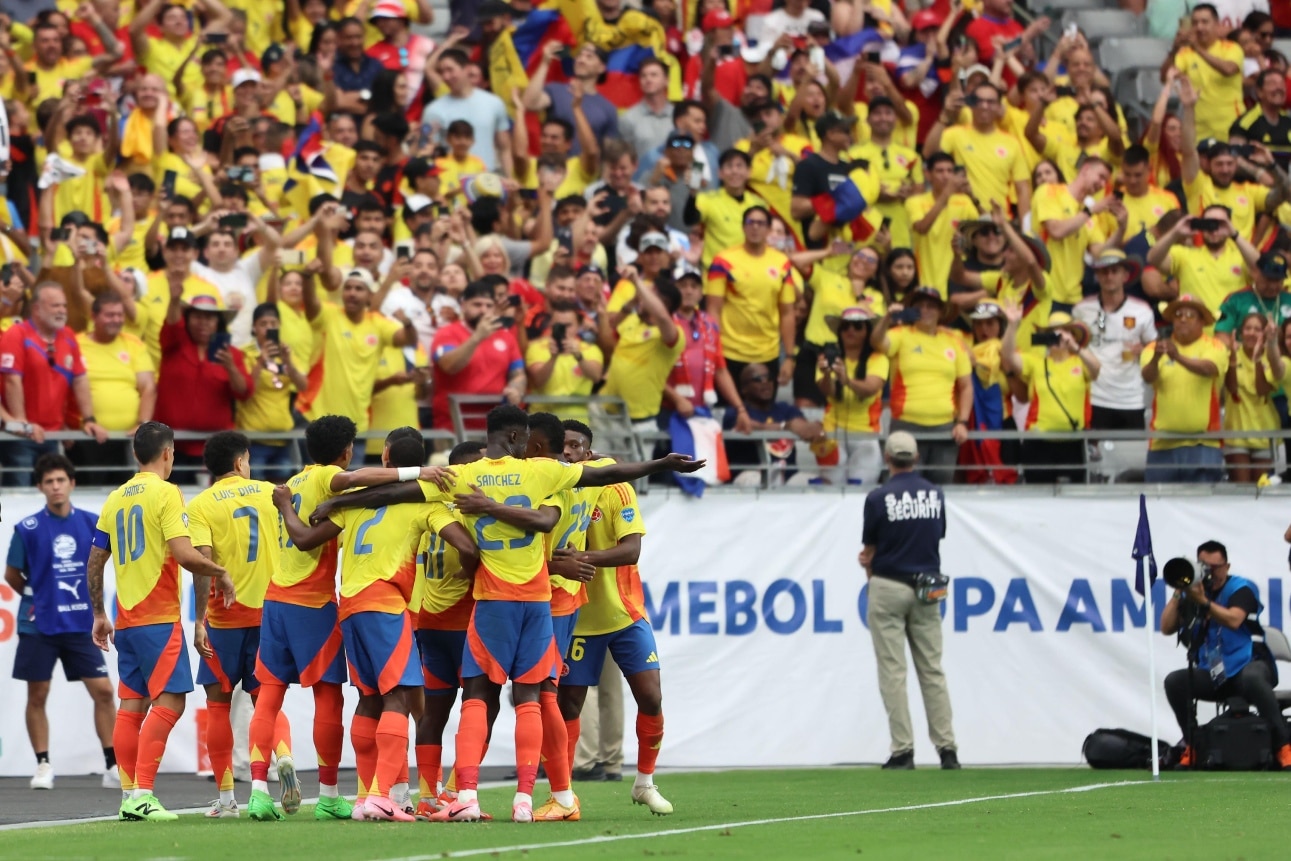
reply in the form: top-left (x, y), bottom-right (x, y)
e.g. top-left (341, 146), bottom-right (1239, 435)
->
top-left (7, 0), bottom-right (1291, 487)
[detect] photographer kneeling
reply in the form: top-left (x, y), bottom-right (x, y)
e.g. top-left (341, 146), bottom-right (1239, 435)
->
top-left (1160, 541), bottom-right (1291, 769)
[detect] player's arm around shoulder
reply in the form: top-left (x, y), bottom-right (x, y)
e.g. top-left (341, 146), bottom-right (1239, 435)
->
top-left (272, 483), bottom-right (343, 551)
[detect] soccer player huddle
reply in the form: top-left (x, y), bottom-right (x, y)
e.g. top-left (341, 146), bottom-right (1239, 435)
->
top-left (87, 407), bottom-right (704, 823)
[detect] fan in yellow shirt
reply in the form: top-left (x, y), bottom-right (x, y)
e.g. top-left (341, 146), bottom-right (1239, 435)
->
top-left (1222, 310), bottom-right (1280, 483)
top-left (848, 96), bottom-right (924, 251)
top-left (950, 214), bottom-right (1051, 352)
top-left (77, 293), bottom-right (156, 434)
top-left (1173, 7), bottom-right (1246, 142)
top-left (705, 209), bottom-right (797, 367)
top-left (130, 0), bottom-right (228, 99)
top-left (1024, 95), bottom-right (1124, 184)
top-left (906, 153), bottom-right (980, 296)
top-left (1119, 145), bottom-right (1181, 237)
top-left (1145, 206), bottom-right (1259, 321)
top-left (1031, 158), bottom-right (1126, 308)
top-left (925, 82), bottom-right (1031, 215)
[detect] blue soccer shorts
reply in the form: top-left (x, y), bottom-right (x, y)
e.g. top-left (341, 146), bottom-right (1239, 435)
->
top-left (415, 627), bottom-right (466, 694)
top-left (13, 631), bottom-right (108, 682)
top-left (551, 609), bottom-right (580, 683)
top-left (255, 600), bottom-right (347, 687)
top-left (115, 621), bottom-right (194, 700)
top-left (341, 610), bottom-right (421, 696)
top-left (461, 600), bottom-right (559, 685)
top-left (196, 623), bottom-right (261, 694)
top-left (564, 618), bottom-right (660, 687)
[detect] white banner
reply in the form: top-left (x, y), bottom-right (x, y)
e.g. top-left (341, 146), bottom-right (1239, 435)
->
top-left (1, 490), bottom-right (1288, 775)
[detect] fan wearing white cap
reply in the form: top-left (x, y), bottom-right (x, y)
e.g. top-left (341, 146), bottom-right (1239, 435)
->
top-left (367, 0), bottom-right (436, 108)
top-left (301, 266), bottom-right (417, 436)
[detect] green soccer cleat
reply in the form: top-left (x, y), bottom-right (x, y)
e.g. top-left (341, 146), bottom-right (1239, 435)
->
top-left (277, 756), bottom-right (301, 815)
top-left (247, 789), bottom-right (284, 821)
top-left (122, 794), bottom-right (179, 822)
top-left (313, 795), bottom-right (354, 820)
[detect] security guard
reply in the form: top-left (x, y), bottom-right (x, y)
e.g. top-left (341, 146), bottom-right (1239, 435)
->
top-left (859, 432), bottom-right (959, 770)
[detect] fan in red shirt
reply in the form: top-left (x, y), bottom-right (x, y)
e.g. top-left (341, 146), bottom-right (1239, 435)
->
top-left (429, 282), bottom-right (525, 431)
top-left (153, 290), bottom-right (253, 473)
top-left (964, 0), bottom-right (1025, 65)
top-left (684, 10), bottom-right (747, 104)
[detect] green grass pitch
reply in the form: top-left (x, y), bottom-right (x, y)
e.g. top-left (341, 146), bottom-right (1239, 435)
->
top-left (2, 768), bottom-right (1284, 860)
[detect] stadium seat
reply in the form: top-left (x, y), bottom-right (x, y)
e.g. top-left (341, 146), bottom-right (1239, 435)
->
top-left (1062, 9), bottom-right (1146, 44)
top-left (1274, 39), bottom-right (1291, 59)
top-left (1099, 37), bottom-right (1172, 79)
top-left (1266, 628), bottom-right (1291, 714)
top-left (1040, 0), bottom-right (1108, 16)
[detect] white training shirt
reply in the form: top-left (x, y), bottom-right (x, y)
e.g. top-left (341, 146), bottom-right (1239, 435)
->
top-left (1072, 294), bottom-right (1158, 410)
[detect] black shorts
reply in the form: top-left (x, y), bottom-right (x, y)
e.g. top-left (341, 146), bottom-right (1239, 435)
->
top-left (12, 631), bottom-right (109, 682)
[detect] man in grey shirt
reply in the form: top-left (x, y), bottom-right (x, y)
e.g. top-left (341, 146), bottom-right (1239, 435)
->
top-left (620, 58), bottom-right (675, 161)
top-left (523, 42), bottom-right (619, 156)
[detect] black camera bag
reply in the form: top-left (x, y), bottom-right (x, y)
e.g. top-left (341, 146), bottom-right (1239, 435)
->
top-left (1196, 711), bottom-right (1272, 770)
top-left (1082, 728), bottom-right (1168, 769)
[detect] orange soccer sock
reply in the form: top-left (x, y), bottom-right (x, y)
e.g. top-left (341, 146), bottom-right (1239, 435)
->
top-left (636, 712), bottom-right (665, 776)
top-left (248, 683), bottom-right (286, 783)
top-left (374, 711), bottom-right (409, 800)
top-left (313, 683), bottom-right (345, 790)
top-left (415, 744), bottom-right (442, 797)
top-left (273, 709), bottom-right (292, 759)
top-left (514, 701), bottom-right (543, 796)
top-left (452, 699), bottom-right (488, 792)
top-left (351, 714), bottom-right (379, 801)
top-left (206, 701), bottom-right (235, 792)
top-left (113, 709), bottom-right (145, 792)
top-left (134, 706), bottom-right (180, 791)
top-left (564, 717), bottom-right (581, 775)
top-left (539, 691), bottom-right (571, 793)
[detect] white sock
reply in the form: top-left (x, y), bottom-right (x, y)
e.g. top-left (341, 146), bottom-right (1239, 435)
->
top-left (634, 772), bottom-right (653, 790)
top-left (392, 782), bottom-right (409, 804)
top-left (132, 788), bottom-right (150, 799)
top-left (251, 779), bottom-right (269, 794)
top-left (219, 789), bottom-right (236, 806)
top-left (435, 781), bottom-right (444, 797)
top-left (553, 789), bottom-right (575, 807)
top-left (457, 788), bottom-right (477, 804)
top-left (319, 783), bottom-right (339, 798)
top-left (513, 791), bottom-right (532, 808)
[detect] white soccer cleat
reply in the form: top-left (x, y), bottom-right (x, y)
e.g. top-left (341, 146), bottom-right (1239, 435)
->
top-left (392, 785), bottom-right (414, 817)
top-left (205, 799), bottom-right (240, 818)
top-left (102, 765), bottom-right (119, 790)
top-left (631, 783), bottom-right (674, 815)
top-left (512, 800), bottom-right (533, 823)
top-left (30, 763), bottom-right (54, 790)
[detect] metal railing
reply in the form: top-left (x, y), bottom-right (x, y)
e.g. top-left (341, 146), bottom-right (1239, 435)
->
top-left (6, 420), bottom-right (1291, 489)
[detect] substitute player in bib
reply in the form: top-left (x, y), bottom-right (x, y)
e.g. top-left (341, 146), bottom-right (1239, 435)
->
top-left (187, 432), bottom-right (296, 820)
top-left (561, 420), bottom-right (672, 816)
top-left (87, 422), bottom-right (236, 822)
top-left (248, 415), bottom-right (454, 822)
top-left (5, 454), bottom-right (117, 791)
top-left (276, 433), bottom-right (479, 822)
top-left (313, 405), bottom-right (704, 822)
top-left (452, 413), bottom-right (601, 821)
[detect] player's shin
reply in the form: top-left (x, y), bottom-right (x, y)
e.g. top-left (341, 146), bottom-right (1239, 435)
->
top-left (540, 691), bottom-right (574, 806)
top-left (514, 700), bottom-right (543, 802)
top-left (452, 698), bottom-right (488, 802)
top-left (134, 706), bottom-right (181, 794)
top-left (206, 700), bottom-right (236, 806)
top-left (351, 714), bottom-right (379, 802)
top-left (313, 682), bottom-right (345, 795)
top-left (248, 683), bottom-right (286, 792)
top-left (113, 709), bottom-right (144, 795)
top-left (375, 710), bottom-right (410, 801)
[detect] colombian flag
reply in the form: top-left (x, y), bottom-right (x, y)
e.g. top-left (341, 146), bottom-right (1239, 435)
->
top-left (557, 0), bottom-right (683, 108)
top-left (281, 113), bottom-right (342, 220)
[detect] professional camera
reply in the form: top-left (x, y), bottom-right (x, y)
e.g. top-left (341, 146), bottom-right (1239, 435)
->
top-left (1163, 556), bottom-right (1210, 591)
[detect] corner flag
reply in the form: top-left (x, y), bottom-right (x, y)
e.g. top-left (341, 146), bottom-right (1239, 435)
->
top-left (1132, 493), bottom-right (1157, 596)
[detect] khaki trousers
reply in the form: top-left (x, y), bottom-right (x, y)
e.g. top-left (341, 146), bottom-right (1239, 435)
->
top-left (867, 575), bottom-right (956, 755)
top-left (573, 655), bottom-right (625, 772)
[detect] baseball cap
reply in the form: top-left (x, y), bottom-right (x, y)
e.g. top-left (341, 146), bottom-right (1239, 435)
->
top-left (260, 44), bottom-right (286, 68)
top-left (666, 131), bottom-right (695, 149)
top-left (911, 9), bottom-right (943, 30)
top-left (231, 69), bottom-right (261, 89)
top-left (165, 227), bottom-right (197, 247)
top-left (1259, 250), bottom-right (1288, 279)
top-left (638, 232), bottom-right (669, 252)
top-left (702, 9), bottom-right (734, 31)
top-left (884, 431), bottom-right (918, 459)
top-left (404, 157), bottom-right (443, 180)
top-left (868, 95), bottom-right (896, 112)
top-left (576, 264), bottom-right (605, 280)
top-left (343, 268), bottom-right (377, 290)
top-left (404, 194), bottom-right (434, 214)
top-left (370, 0), bottom-right (409, 19)
top-left (1198, 137), bottom-right (1221, 157)
top-left (968, 300), bottom-right (1005, 321)
top-left (908, 285), bottom-right (946, 305)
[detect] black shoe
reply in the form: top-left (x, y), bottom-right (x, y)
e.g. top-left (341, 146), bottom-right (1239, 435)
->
top-left (938, 748), bottom-right (961, 770)
top-left (602, 770), bottom-right (622, 782)
top-left (881, 751), bottom-right (915, 770)
top-left (572, 762), bottom-right (605, 781)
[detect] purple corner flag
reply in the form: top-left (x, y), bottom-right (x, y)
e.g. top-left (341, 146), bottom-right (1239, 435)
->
top-left (1132, 494), bottom-right (1157, 596)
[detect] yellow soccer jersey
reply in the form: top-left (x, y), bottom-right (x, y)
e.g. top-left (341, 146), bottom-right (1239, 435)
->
top-left (904, 191), bottom-right (979, 296)
top-left (187, 476), bottom-right (281, 628)
top-left (1142, 336), bottom-right (1229, 450)
top-left (420, 457), bottom-right (584, 602)
top-left (76, 332), bottom-right (153, 432)
top-left (416, 510), bottom-right (473, 631)
top-left (303, 304), bottom-right (401, 432)
top-left (939, 125), bottom-right (1028, 212)
top-left (267, 464), bottom-right (343, 607)
top-left (331, 501), bottom-right (454, 620)
top-left (573, 482), bottom-right (649, 637)
top-left (705, 244), bottom-right (796, 363)
top-left (92, 472), bottom-right (189, 629)
top-left (885, 326), bottom-right (971, 426)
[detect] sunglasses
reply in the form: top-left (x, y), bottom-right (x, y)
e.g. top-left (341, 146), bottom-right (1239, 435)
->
top-left (669, 139), bottom-right (695, 149)
top-left (744, 219), bottom-right (769, 227)
top-left (1174, 309), bottom-right (1200, 320)
top-left (840, 321), bottom-right (869, 331)
top-left (854, 253), bottom-right (879, 264)
top-left (975, 226), bottom-right (1001, 237)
